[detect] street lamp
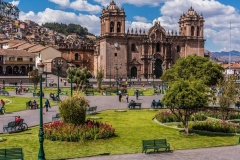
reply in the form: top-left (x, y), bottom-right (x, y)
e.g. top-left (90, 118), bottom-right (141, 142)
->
top-left (69, 64), bottom-right (75, 96)
top-left (114, 64), bottom-right (121, 95)
top-left (152, 57), bottom-right (156, 88)
top-left (53, 59), bottom-right (63, 97)
top-left (37, 60), bottom-right (45, 160)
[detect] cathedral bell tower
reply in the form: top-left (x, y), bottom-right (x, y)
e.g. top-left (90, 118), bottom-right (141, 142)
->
top-left (179, 7), bottom-right (204, 38)
top-left (100, 0), bottom-right (126, 37)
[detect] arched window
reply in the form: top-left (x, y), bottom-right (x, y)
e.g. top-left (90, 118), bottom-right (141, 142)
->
top-left (74, 53), bottom-right (79, 60)
top-left (156, 43), bottom-right (161, 52)
top-left (110, 21), bottom-right (114, 33)
top-left (131, 44), bottom-right (135, 51)
top-left (197, 26), bottom-right (200, 36)
top-left (117, 22), bottom-right (121, 33)
top-left (191, 26), bottom-right (194, 36)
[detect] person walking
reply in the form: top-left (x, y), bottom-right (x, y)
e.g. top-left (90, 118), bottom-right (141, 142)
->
top-left (118, 93), bottom-right (122, 102)
top-left (135, 90), bottom-right (139, 100)
top-left (126, 94), bottom-right (129, 103)
top-left (44, 99), bottom-right (50, 112)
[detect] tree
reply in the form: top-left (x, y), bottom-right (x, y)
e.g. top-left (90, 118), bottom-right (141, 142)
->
top-left (217, 76), bottom-right (239, 120)
top-left (59, 95), bottom-right (89, 125)
top-left (161, 55), bottom-right (224, 87)
top-left (66, 67), bottom-right (92, 89)
top-left (29, 69), bottom-right (40, 89)
top-left (96, 66), bottom-right (104, 89)
top-left (161, 55), bottom-right (224, 134)
top-left (162, 80), bottom-right (208, 134)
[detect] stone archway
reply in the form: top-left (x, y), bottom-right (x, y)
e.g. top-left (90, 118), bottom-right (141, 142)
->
top-left (131, 66), bottom-right (137, 78)
top-left (6, 66), bottom-right (12, 75)
top-left (154, 59), bottom-right (163, 78)
top-left (20, 66), bottom-right (26, 75)
top-left (13, 66), bottom-right (19, 74)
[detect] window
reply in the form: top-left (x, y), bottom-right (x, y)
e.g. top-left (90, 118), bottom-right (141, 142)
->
top-left (117, 22), bottom-right (121, 33)
top-left (177, 45), bottom-right (180, 52)
top-left (156, 43), bottom-right (161, 52)
top-left (75, 53), bottom-right (79, 60)
top-left (17, 57), bottom-right (23, 61)
top-left (115, 53), bottom-right (117, 57)
top-left (131, 44), bottom-right (135, 51)
top-left (110, 21), bottom-right (114, 33)
top-left (191, 26), bottom-right (194, 36)
top-left (9, 57), bottom-right (15, 61)
top-left (29, 58), bottom-right (33, 62)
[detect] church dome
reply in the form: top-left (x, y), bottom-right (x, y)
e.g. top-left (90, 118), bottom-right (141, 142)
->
top-left (183, 7), bottom-right (198, 17)
top-left (106, 0), bottom-right (119, 10)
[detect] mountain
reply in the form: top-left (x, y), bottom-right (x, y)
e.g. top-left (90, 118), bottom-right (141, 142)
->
top-left (210, 50), bottom-right (240, 62)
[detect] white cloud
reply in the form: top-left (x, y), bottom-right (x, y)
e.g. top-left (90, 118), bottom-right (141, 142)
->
top-left (9, 0), bottom-right (20, 6)
top-left (48, 0), bottom-right (70, 6)
top-left (94, 0), bottom-right (166, 7)
top-left (133, 16), bottom-right (148, 23)
top-left (49, 0), bottom-right (101, 13)
top-left (19, 8), bottom-right (100, 35)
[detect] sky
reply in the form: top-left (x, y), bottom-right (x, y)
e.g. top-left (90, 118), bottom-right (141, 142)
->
top-left (4, 0), bottom-right (240, 52)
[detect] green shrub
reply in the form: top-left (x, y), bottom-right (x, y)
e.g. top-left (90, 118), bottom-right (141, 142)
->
top-left (155, 110), bottom-right (180, 123)
top-left (59, 95), bottom-right (89, 125)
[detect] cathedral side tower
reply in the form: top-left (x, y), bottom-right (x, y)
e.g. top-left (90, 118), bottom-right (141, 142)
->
top-left (178, 7), bottom-right (205, 57)
top-left (179, 7), bottom-right (204, 38)
top-left (100, 0), bottom-right (126, 37)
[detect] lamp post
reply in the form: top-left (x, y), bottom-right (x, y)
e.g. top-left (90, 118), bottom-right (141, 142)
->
top-left (37, 60), bottom-right (45, 160)
top-left (69, 64), bottom-right (75, 96)
top-left (53, 59), bottom-right (63, 97)
top-left (162, 80), bottom-right (164, 94)
top-left (114, 64), bottom-right (121, 95)
top-left (45, 72), bottom-right (47, 88)
top-left (152, 57), bottom-right (156, 88)
top-left (110, 67), bottom-right (111, 87)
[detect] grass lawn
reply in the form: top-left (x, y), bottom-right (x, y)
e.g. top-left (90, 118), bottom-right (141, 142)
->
top-left (0, 109), bottom-right (238, 160)
top-left (0, 96), bottom-right (59, 113)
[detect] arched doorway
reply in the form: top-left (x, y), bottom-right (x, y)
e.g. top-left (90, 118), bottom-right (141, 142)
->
top-left (6, 66), bottom-right (12, 75)
top-left (20, 66), bottom-right (26, 75)
top-left (131, 67), bottom-right (137, 78)
top-left (154, 59), bottom-right (163, 78)
top-left (13, 66), bottom-right (19, 75)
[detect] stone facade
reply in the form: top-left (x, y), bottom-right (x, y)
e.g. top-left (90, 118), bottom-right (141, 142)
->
top-left (94, 1), bottom-right (205, 79)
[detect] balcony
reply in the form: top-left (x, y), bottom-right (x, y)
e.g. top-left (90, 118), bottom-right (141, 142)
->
top-left (5, 60), bottom-right (35, 65)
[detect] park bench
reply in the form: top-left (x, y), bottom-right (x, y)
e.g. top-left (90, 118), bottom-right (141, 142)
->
top-left (49, 93), bottom-right (61, 102)
top-left (28, 88), bottom-right (35, 93)
top-left (151, 102), bottom-right (163, 108)
top-left (0, 148), bottom-right (24, 160)
top-left (86, 106), bottom-right (97, 114)
top-left (59, 90), bottom-right (68, 95)
top-left (0, 90), bottom-right (9, 96)
top-left (128, 102), bottom-right (142, 109)
top-left (32, 92), bottom-right (44, 97)
top-left (106, 91), bottom-right (111, 95)
top-left (142, 139), bottom-right (170, 154)
top-left (84, 90), bottom-right (94, 96)
top-left (26, 101), bottom-right (39, 109)
top-left (52, 113), bottom-right (61, 121)
top-left (3, 118), bottom-right (28, 133)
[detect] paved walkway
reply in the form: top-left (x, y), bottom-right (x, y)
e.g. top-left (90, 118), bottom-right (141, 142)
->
top-left (1, 92), bottom-right (240, 160)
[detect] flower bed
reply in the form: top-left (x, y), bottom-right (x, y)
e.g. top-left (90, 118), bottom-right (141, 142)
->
top-left (191, 119), bottom-right (240, 134)
top-left (44, 120), bottom-right (115, 142)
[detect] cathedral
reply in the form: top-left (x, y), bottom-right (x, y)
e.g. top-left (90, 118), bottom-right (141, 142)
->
top-left (94, 0), bottom-right (205, 79)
